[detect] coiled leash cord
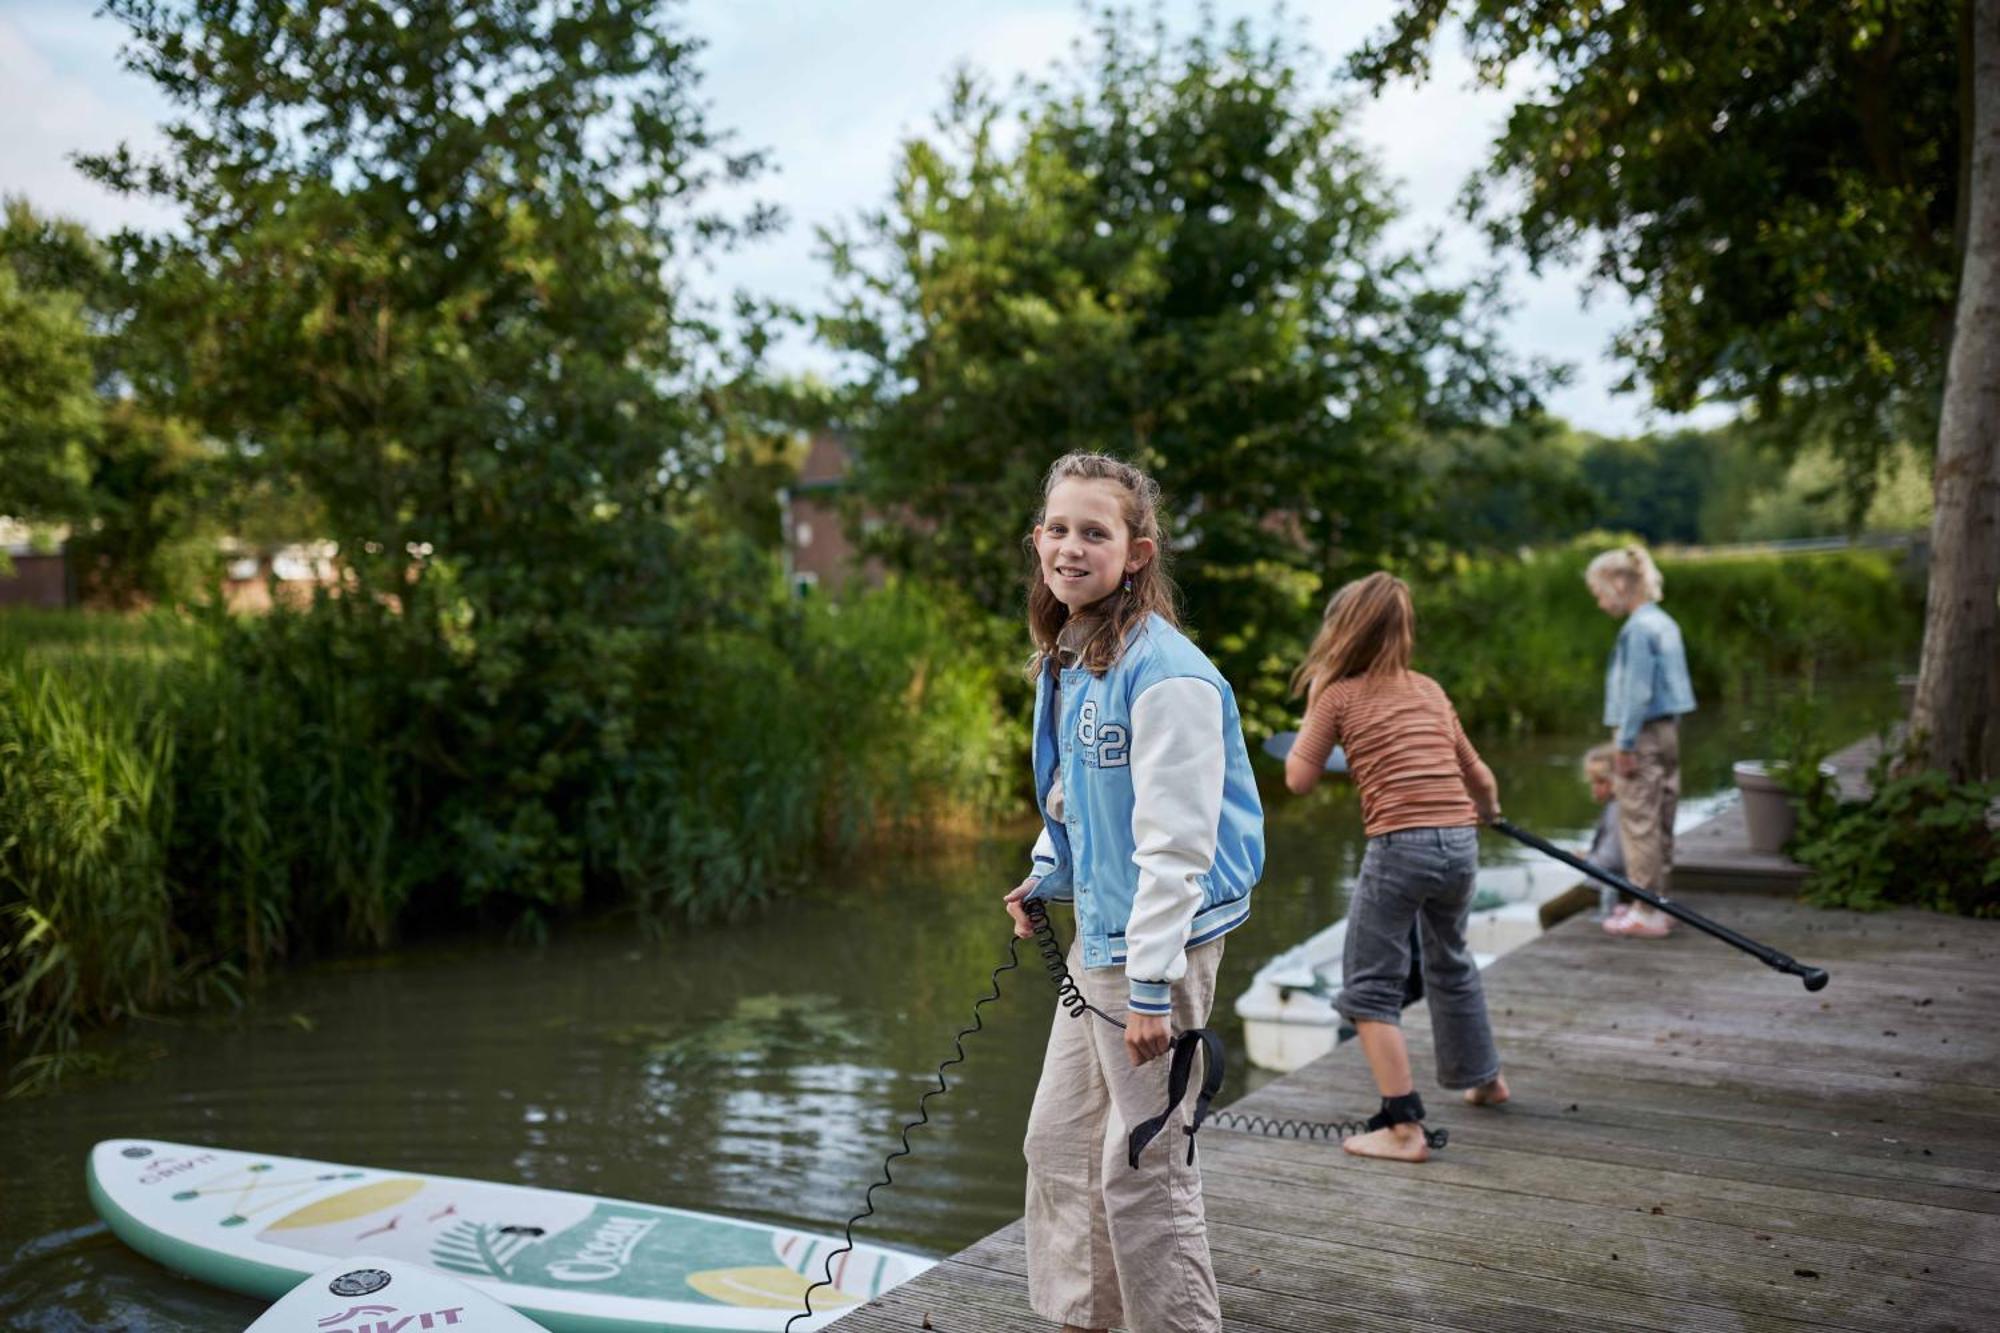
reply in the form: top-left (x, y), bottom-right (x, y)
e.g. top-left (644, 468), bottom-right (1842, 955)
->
top-left (784, 899), bottom-right (1220, 1331)
top-left (785, 899), bottom-right (1436, 1330)
top-left (1209, 1099), bottom-right (1447, 1151)
top-left (1023, 897), bottom-right (1445, 1153)
top-left (1015, 897), bottom-right (1227, 1168)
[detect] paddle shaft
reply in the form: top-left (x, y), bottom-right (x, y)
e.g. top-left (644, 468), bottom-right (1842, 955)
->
top-left (1491, 818), bottom-right (1829, 991)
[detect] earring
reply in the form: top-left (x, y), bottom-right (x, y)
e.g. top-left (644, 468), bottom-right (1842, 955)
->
top-left (1122, 573), bottom-right (1133, 593)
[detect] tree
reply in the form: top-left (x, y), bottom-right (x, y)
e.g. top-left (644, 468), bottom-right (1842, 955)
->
top-left (0, 204), bottom-right (100, 538)
top-left (1359, 0), bottom-right (1996, 777)
top-left (85, 0), bottom-right (774, 907)
top-left (1912, 0), bottom-right (2000, 779)
top-left (1577, 429), bottom-right (1715, 546)
top-left (1354, 1), bottom-right (1959, 495)
top-left (1410, 414), bottom-right (1598, 549)
top-left (822, 8), bottom-right (1541, 725)
top-left (1, 199), bottom-right (222, 603)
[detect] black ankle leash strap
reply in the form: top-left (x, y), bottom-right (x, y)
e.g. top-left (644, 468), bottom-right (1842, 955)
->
top-left (1127, 1027), bottom-right (1226, 1168)
top-left (1365, 1090), bottom-right (1427, 1131)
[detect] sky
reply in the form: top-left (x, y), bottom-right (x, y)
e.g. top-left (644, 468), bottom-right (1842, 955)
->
top-left (0, 0), bottom-right (1729, 438)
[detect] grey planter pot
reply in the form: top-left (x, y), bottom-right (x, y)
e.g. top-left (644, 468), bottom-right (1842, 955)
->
top-left (1733, 761), bottom-right (1836, 854)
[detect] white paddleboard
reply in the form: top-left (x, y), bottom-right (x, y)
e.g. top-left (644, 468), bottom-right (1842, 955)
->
top-left (89, 1139), bottom-right (930, 1332)
top-left (246, 1255), bottom-right (548, 1331)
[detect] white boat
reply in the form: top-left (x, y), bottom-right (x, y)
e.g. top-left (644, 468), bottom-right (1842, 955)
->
top-left (1236, 795), bottom-right (1732, 1072)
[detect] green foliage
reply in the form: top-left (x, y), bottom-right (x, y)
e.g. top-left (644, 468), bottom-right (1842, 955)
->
top-left (0, 211), bottom-right (100, 525)
top-left (1414, 416), bottom-right (1934, 551)
top-left (0, 614), bottom-right (238, 1096)
top-left (1354, 1), bottom-right (1961, 508)
top-left (587, 575), bottom-right (1015, 922)
top-left (1, 198), bottom-right (225, 605)
top-left (1577, 430), bottom-right (1717, 546)
top-left (65, 405), bottom-right (222, 608)
top-left (1412, 543), bottom-right (1923, 735)
top-left (0, 2), bottom-right (1026, 1089)
top-left (0, 578), bottom-right (1012, 1090)
top-left (1413, 415), bottom-right (1600, 550)
top-left (73, 0), bottom-right (784, 905)
top-left (822, 6), bottom-right (1544, 729)
top-left (1793, 750), bottom-right (2000, 918)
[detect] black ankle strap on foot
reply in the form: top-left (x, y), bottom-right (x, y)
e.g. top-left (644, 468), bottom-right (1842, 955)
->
top-left (1365, 1092), bottom-right (1450, 1149)
top-left (1366, 1091), bottom-right (1426, 1130)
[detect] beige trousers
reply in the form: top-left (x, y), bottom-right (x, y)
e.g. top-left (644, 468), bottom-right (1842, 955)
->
top-left (1023, 934), bottom-right (1223, 1333)
top-left (1615, 717), bottom-right (1681, 895)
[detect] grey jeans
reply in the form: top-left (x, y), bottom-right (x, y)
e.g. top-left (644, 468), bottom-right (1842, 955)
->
top-left (1336, 825), bottom-right (1502, 1091)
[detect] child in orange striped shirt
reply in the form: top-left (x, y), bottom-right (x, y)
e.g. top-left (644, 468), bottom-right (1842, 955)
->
top-left (1285, 572), bottom-right (1509, 1161)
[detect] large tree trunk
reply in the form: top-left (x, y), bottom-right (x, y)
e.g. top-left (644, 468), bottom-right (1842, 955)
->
top-left (1912, 0), bottom-right (2000, 781)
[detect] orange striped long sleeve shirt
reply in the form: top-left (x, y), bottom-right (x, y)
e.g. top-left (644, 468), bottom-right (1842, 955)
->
top-left (1293, 670), bottom-right (1484, 837)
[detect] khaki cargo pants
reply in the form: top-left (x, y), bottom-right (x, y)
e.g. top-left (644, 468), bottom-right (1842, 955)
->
top-left (1023, 935), bottom-right (1223, 1333)
top-left (1614, 717), bottom-right (1681, 895)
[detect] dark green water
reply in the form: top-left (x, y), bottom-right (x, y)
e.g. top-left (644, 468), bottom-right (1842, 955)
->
top-left (0, 683), bottom-right (1902, 1329)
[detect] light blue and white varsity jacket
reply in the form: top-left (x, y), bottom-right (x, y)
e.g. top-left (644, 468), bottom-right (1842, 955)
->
top-left (1025, 614), bottom-right (1265, 1015)
top-left (1603, 600), bottom-right (1697, 750)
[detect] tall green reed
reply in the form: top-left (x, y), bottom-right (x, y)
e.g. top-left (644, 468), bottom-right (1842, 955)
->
top-left (0, 636), bottom-right (186, 1093)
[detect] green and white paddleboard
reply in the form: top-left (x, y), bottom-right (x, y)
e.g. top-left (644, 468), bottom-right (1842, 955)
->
top-left (89, 1139), bottom-right (931, 1332)
top-left (247, 1255), bottom-right (549, 1331)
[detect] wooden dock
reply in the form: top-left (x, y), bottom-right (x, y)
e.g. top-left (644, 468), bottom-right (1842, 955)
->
top-left (839, 894), bottom-right (2000, 1331)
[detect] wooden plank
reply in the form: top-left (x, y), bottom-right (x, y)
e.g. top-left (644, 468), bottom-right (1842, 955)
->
top-left (844, 884), bottom-right (2000, 1331)
top-left (1197, 1133), bottom-right (2000, 1295)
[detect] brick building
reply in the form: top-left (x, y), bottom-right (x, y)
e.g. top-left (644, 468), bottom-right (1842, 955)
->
top-left (778, 431), bottom-right (882, 596)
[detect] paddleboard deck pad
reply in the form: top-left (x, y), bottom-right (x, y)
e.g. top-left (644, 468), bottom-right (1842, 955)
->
top-left (246, 1255), bottom-right (548, 1331)
top-left (90, 1139), bottom-right (931, 1332)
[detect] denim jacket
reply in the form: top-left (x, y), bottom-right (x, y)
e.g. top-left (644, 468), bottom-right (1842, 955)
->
top-left (1025, 615), bottom-right (1264, 1014)
top-left (1603, 601), bottom-right (1696, 749)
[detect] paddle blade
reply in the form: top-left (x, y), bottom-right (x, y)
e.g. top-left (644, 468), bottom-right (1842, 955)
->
top-left (1262, 731), bottom-right (1347, 772)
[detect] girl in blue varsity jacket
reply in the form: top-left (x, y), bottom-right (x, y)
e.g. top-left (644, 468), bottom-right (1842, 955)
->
top-left (1001, 453), bottom-right (1263, 1333)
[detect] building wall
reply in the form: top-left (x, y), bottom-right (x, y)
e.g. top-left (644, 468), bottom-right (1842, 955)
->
top-left (0, 553), bottom-right (70, 609)
top-left (784, 432), bottom-right (884, 594)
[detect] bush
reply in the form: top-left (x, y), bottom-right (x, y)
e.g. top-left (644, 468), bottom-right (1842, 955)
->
top-left (592, 578), bottom-right (1016, 922)
top-left (1791, 750), bottom-right (2000, 918)
top-left (1411, 540), bottom-right (1922, 734)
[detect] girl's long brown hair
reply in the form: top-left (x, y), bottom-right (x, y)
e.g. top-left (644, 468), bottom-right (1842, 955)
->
top-left (1289, 572), bottom-right (1414, 700)
top-left (1025, 452), bottom-right (1180, 677)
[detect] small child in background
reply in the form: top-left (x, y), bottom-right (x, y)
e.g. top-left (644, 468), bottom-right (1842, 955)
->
top-left (1582, 743), bottom-right (1627, 920)
top-left (1586, 545), bottom-right (1695, 939)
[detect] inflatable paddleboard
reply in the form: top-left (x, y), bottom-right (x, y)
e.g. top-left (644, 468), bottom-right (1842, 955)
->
top-left (246, 1255), bottom-right (548, 1331)
top-left (89, 1139), bottom-right (930, 1332)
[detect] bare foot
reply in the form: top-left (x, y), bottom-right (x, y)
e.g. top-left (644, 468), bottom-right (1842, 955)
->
top-left (1464, 1073), bottom-right (1510, 1107)
top-left (1341, 1122), bottom-right (1431, 1162)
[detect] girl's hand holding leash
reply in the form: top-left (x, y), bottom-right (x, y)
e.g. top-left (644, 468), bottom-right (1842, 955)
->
top-left (1001, 878), bottom-right (1171, 1062)
top-left (1004, 878), bottom-right (1039, 939)
top-left (1124, 1012), bottom-right (1171, 1066)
